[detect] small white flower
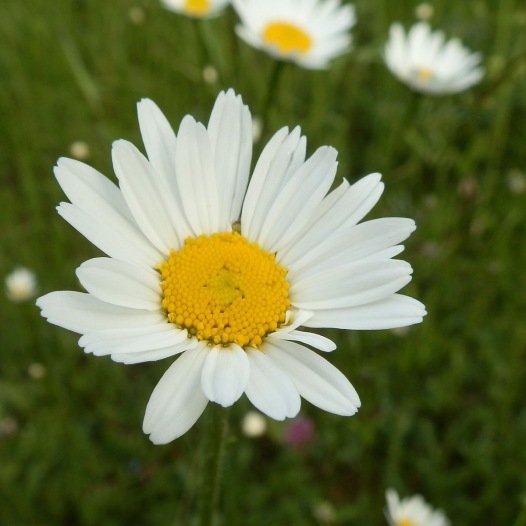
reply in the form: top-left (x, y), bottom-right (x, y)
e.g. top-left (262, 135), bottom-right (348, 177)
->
top-left (70, 141), bottom-right (90, 160)
top-left (507, 170), bottom-right (526, 194)
top-left (28, 363), bottom-right (47, 379)
top-left (5, 267), bottom-right (37, 302)
top-left (0, 417), bottom-right (19, 437)
top-left (129, 6), bottom-right (146, 25)
top-left (241, 411), bottom-right (267, 437)
top-left (312, 501), bottom-right (336, 523)
top-left (232, 0), bottom-right (356, 69)
top-left (38, 89), bottom-right (425, 444)
top-left (202, 65), bottom-right (219, 85)
top-left (415, 3), bottom-right (434, 21)
top-left (386, 489), bottom-right (450, 526)
top-left (161, 0), bottom-right (230, 18)
top-left (384, 22), bottom-right (484, 95)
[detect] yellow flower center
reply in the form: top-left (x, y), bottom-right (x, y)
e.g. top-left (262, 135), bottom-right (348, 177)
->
top-left (183, 0), bottom-right (211, 16)
top-left (397, 520), bottom-right (417, 526)
top-left (417, 67), bottom-right (434, 82)
top-left (159, 232), bottom-right (290, 348)
top-left (262, 21), bottom-right (313, 55)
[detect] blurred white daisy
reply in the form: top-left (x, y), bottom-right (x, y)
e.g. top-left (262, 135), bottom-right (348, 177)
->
top-left (37, 89), bottom-right (425, 444)
top-left (384, 22), bottom-right (484, 95)
top-left (161, 0), bottom-right (230, 18)
top-left (241, 411), bottom-right (267, 437)
top-left (386, 489), bottom-right (450, 526)
top-left (5, 267), bottom-right (38, 302)
top-left (70, 140), bottom-right (90, 160)
top-left (232, 0), bottom-right (356, 69)
top-left (202, 64), bottom-right (219, 85)
top-left (414, 3), bottom-right (434, 21)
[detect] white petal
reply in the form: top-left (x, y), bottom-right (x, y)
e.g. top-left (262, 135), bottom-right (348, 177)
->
top-left (137, 98), bottom-right (193, 243)
top-left (291, 259), bottom-right (413, 310)
top-left (265, 340), bottom-right (360, 415)
top-left (245, 348), bottom-right (300, 420)
top-left (55, 170), bottom-right (162, 267)
top-left (268, 309), bottom-right (337, 352)
top-left (279, 173), bottom-right (384, 269)
top-left (76, 257), bottom-right (161, 310)
top-left (57, 203), bottom-right (140, 265)
top-left (55, 158), bottom-right (133, 221)
top-left (112, 345), bottom-right (193, 364)
top-left (143, 346), bottom-right (209, 444)
top-left (207, 90), bottom-right (252, 224)
top-left (78, 324), bottom-right (189, 356)
top-left (201, 345), bottom-right (249, 407)
top-left (241, 127), bottom-right (306, 241)
top-left (112, 140), bottom-right (178, 254)
top-left (272, 309), bottom-right (313, 334)
top-left (256, 146), bottom-right (338, 252)
top-left (36, 291), bottom-right (163, 334)
top-left (270, 329), bottom-right (336, 352)
top-left (287, 217), bottom-right (415, 280)
top-left (175, 116), bottom-right (221, 235)
top-left (305, 294), bottom-right (427, 330)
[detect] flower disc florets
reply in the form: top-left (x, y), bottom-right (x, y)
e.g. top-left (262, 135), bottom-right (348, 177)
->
top-left (262, 22), bottom-right (313, 55)
top-left (159, 232), bottom-right (290, 348)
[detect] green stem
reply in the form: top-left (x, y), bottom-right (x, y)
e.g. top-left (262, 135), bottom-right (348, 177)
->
top-left (193, 19), bottom-right (210, 69)
top-left (259, 60), bottom-right (285, 139)
top-left (198, 406), bottom-right (229, 526)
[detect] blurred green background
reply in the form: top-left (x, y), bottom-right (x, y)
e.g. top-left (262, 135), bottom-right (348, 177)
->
top-left (1, 0), bottom-right (526, 524)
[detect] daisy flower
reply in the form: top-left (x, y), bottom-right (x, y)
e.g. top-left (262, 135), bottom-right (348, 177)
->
top-left (5, 267), bottom-right (38, 302)
top-left (232, 0), bottom-right (356, 69)
top-left (384, 22), bottom-right (484, 95)
top-left (37, 89), bottom-right (425, 444)
top-left (385, 489), bottom-right (450, 526)
top-left (161, 0), bottom-right (230, 18)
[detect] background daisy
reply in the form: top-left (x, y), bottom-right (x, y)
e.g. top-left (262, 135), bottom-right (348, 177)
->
top-left (161, 0), bottom-right (230, 18)
top-left (384, 22), bottom-right (484, 94)
top-left (386, 489), bottom-right (450, 526)
top-left (232, 0), bottom-right (356, 69)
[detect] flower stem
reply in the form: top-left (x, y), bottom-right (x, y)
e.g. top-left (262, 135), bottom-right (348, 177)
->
top-left (198, 406), bottom-right (229, 526)
top-left (260, 60), bottom-right (286, 139)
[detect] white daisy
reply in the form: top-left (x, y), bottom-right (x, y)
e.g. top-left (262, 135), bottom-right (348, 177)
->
top-left (386, 489), bottom-right (450, 526)
top-left (37, 89), bottom-right (426, 444)
top-left (384, 22), bottom-right (484, 95)
top-left (5, 267), bottom-right (38, 302)
top-left (161, 0), bottom-right (230, 18)
top-left (231, 0), bottom-right (356, 69)
top-left (241, 411), bottom-right (267, 437)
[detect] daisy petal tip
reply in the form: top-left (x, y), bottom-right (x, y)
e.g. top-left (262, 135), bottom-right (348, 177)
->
top-left (326, 341), bottom-right (337, 352)
top-left (201, 346), bottom-right (249, 407)
top-left (145, 430), bottom-right (171, 446)
top-left (111, 139), bottom-right (131, 158)
top-left (54, 157), bottom-right (70, 171)
top-left (35, 294), bottom-right (46, 309)
top-left (137, 97), bottom-right (155, 107)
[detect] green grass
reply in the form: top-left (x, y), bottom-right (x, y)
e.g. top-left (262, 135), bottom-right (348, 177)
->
top-left (1, 0), bottom-right (526, 524)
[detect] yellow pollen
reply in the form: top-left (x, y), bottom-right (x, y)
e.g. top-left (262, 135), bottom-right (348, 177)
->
top-left (183, 0), bottom-right (211, 16)
top-left (159, 232), bottom-right (290, 348)
top-left (397, 520), bottom-right (417, 526)
top-left (262, 21), bottom-right (313, 55)
top-left (417, 67), bottom-right (434, 82)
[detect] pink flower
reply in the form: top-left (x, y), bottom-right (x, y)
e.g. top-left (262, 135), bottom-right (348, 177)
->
top-left (284, 416), bottom-right (315, 447)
